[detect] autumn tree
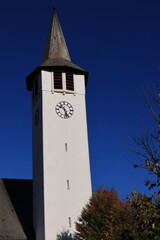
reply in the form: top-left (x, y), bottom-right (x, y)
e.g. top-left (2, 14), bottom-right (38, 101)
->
top-left (75, 188), bottom-right (145, 240)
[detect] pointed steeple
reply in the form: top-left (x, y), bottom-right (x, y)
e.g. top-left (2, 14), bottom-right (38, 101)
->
top-left (42, 10), bottom-right (71, 63)
top-left (26, 9), bottom-right (88, 91)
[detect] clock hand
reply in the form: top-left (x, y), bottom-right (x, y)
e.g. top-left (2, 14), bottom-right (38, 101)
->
top-left (59, 104), bottom-right (66, 113)
top-left (59, 105), bottom-right (69, 117)
top-left (63, 107), bottom-right (69, 117)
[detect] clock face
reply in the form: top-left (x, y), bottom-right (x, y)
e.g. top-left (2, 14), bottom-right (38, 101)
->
top-left (55, 101), bottom-right (74, 119)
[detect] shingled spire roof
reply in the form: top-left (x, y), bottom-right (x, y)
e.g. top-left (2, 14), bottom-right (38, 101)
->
top-left (42, 10), bottom-right (71, 63)
top-left (26, 9), bottom-right (88, 91)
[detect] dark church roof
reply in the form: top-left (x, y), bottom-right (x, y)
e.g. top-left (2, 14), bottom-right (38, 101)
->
top-left (0, 179), bottom-right (35, 240)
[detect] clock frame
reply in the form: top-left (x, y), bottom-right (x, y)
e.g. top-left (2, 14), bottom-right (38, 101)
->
top-left (55, 101), bottom-right (74, 119)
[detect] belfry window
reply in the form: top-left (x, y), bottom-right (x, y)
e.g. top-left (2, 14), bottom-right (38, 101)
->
top-left (66, 73), bottom-right (74, 91)
top-left (54, 72), bottom-right (63, 89)
top-left (53, 72), bottom-right (74, 93)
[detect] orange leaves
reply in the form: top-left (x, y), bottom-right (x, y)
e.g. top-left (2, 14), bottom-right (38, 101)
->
top-left (76, 189), bottom-right (124, 240)
top-left (155, 163), bottom-right (160, 167)
top-left (76, 189), bottom-right (160, 240)
top-left (75, 188), bottom-right (145, 240)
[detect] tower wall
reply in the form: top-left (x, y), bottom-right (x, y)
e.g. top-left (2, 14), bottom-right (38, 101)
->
top-left (33, 70), bottom-right (92, 240)
top-left (32, 73), bottom-right (45, 240)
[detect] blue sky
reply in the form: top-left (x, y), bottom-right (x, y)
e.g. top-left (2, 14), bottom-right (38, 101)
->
top-left (0, 0), bottom-right (160, 199)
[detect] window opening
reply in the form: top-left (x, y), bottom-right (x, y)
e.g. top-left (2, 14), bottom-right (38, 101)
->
top-left (69, 217), bottom-right (72, 227)
top-left (67, 180), bottom-right (70, 189)
top-left (65, 143), bottom-right (68, 152)
top-left (53, 72), bottom-right (74, 93)
top-left (66, 73), bottom-right (74, 91)
top-left (54, 72), bottom-right (62, 89)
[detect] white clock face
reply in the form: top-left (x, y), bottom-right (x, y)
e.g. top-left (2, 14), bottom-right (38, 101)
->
top-left (55, 101), bottom-right (74, 119)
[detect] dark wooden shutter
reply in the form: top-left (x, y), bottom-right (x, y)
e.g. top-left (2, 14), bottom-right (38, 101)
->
top-left (54, 72), bottom-right (62, 89)
top-left (66, 73), bottom-right (74, 91)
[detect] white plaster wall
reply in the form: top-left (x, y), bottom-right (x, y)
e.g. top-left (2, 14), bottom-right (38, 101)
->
top-left (34, 70), bottom-right (92, 240)
top-left (74, 74), bottom-right (85, 95)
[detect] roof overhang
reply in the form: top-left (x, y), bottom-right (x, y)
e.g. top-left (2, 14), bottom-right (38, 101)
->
top-left (26, 59), bottom-right (88, 91)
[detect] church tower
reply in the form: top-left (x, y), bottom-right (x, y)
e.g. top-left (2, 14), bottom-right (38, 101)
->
top-left (26, 9), bottom-right (92, 240)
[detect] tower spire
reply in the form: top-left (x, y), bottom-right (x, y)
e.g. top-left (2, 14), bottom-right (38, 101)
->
top-left (42, 10), bottom-right (71, 63)
top-left (26, 8), bottom-right (89, 92)
top-left (53, 0), bottom-right (56, 11)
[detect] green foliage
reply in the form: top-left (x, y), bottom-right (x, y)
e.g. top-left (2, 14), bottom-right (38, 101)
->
top-left (128, 191), bottom-right (160, 240)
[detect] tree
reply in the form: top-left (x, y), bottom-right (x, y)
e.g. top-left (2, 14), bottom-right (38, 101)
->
top-left (76, 189), bottom-right (116, 240)
top-left (75, 188), bottom-right (145, 240)
top-left (129, 88), bottom-right (160, 194)
top-left (128, 191), bottom-right (160, 240)
top-left (127, 88), bottom-right (160, 239)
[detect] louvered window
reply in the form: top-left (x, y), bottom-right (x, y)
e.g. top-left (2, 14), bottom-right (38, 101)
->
top-left (54, 72), bottom-right (62, 89)
top-left (66, 73), bottom-right (74, 91)
top-left (53, 72), bottom-right (74, 93)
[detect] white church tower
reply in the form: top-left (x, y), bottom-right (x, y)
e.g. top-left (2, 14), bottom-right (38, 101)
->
top-left (26, 8), bottom-right (92, 240)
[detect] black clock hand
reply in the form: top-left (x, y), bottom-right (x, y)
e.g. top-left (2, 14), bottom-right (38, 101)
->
top-left (63, 106), bottom-right (69, 117)
top-left (59, 105), bottom-right (69, 117)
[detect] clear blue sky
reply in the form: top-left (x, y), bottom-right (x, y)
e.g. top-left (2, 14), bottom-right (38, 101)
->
top-left (0, 0), bottom-right (160, 199)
